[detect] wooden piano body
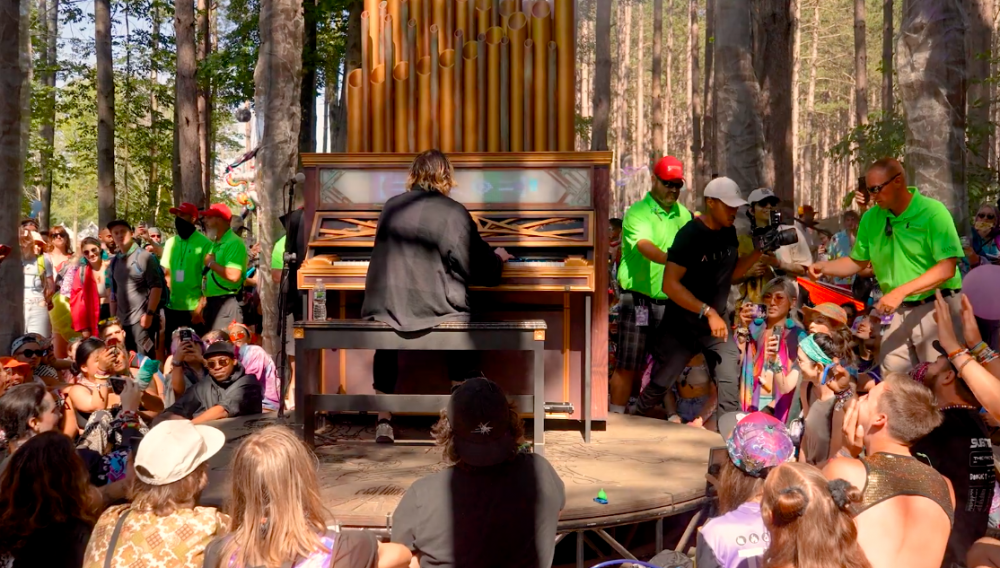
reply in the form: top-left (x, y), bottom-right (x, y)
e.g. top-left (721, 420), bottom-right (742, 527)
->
top-left (296, 152), bottom-right (612, 426)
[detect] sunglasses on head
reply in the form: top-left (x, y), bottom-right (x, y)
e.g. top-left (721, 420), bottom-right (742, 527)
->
top-left (206, 357), bottom-right (232, 370)
top-left (867, 173), bottom-right (901, 195)
top-left (978, 212), bottom-right (996, 221)
top-left (18, 348), bottom-right (48, 358)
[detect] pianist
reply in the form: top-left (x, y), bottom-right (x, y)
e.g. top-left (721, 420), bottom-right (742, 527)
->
top-left (361, 149), bottom-right (513, 444)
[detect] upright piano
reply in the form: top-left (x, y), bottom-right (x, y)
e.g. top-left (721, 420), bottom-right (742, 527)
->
top-left (295, 152), bottom-right (612, 429)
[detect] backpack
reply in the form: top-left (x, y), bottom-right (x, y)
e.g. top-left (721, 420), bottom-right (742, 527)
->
top-left (108, 249), bottom-right (171, 311)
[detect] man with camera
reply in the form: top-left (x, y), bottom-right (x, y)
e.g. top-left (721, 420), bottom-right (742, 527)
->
top-left (633, 177), bottom-right (764, 416)
top-left (809, 158), bottom-right (964, 374)
top-left (735, 188), bottom-right (813, 305)
top-left (611, 156), bottom-right (692, 413)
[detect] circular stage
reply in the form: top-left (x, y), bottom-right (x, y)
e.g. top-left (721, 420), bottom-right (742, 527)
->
top-left (202, 413), bottom-right (723, 532)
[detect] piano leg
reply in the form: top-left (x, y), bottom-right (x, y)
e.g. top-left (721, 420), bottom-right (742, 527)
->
top-left (533, 337), bottom-right (545, 457)
top-left (297, 341), bottom-right (322, 448)
top-left (584, 294), bottom-right (592, 443)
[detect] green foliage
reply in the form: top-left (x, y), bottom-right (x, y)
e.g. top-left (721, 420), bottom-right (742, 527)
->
top-left (829, 111), bottom-right (907, 171)
top-left (204, 0), bottom-right (261, 108)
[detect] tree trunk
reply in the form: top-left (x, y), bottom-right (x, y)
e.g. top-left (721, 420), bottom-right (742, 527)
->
top-left (702, 0), bottom-right (715, 177)
top-left (198, 0), bottom-right (213, 204)
top-left (752, 0), bottom-right (793, 202)
top-left (177, 0), bottom-right (204, 207)
top-left (897, 0), bottom-right (968, 225)
top-left (147, 5), bottom-right (161, 224)
top-left (335, 0), bottom-right (363, 152)
top-left (820, 124), bottom-right (830, 217)
top-left (37, 0), bottom-right (57, 230)
top-left (635, 7), bottom-right (644, 167)
top-left (19, 0), bottom-right (30, 209)
top-left (300, 0), bottom-right (318, 153)
top-left (324, 51), bottom-right (342, 152)
top-left (854, 0), bottom-right (869, 135)
top-left (664, 0), bottom-right (672, 156)
top-left (803, 0), bottom-right (819, 204)
top-left (651, 0), bottom-right (663, 160)
top-left (881, 0), bottom-right (893, 113)
top-left (96, 0), bottom-right (116, 226)
top-left (256, 0), bottom-right (304, 356)
top-left (690, 0), bottom-right (702, 197)
top-left (684, 0), bottom-right (693, 173)
top-left (592, 0), bottom-right (612, 152)
top-left (968, 0), bottom-right (993, 176)
top-left (1, 0), bottom-right (26, 352)
top-left (791, 0), bottom-right (799, 206)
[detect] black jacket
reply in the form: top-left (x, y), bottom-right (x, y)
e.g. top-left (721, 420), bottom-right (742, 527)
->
top-left (165, 362), bottom-right (263, 419)
top-left (362, 189), bottom-right (503, 332)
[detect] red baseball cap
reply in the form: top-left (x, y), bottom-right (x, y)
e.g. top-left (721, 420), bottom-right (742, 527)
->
top-left (654, 156), bottom-right (684, 182)
top-left (0, 357), bottom-right (29, 370)
top-left (168, 202), bottom-right (200, 219)
top-left (200, 203), bottom-right (233, 222)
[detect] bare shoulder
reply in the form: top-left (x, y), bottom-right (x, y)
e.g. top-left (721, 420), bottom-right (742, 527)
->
top-left (822, 456), bottom-right (867, 490)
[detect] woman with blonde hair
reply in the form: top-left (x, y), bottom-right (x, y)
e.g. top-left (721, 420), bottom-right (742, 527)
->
top-left (360, 150), bottom-right (512, 443)
top-left (761, 462), bottom-right (871, 568)
top-left (206, 426), bottom-right (411, 568)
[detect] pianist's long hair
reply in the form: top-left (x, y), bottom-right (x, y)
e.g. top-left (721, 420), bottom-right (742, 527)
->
top-left (407, 149), bottom-right (457, 196)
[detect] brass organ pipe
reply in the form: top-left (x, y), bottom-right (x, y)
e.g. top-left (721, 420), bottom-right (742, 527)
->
top-left (389, 0), bottom-right (403, 61)
top-left (384, 16), bottom-right (394, 148)
top-left (365, 0), bottom-right (380, 65)
top-left (412, 0), bottom-right (425, 56)
top-left (430, 25), bottom-right (440, 147)
top-left (446, 0), bottom-right (454, 50)
top-left (347, 69), bottom-right (364, 152)
top-left (523, 38), bottom-right (533, 151)
top-left (454, 29), bottom-right (464, 150)
top-left (461, 41), bottom-right (478, 152)
top-left (371, 64), bottom-right (387, 151)
top-left (547, 40), bottom-right (556, 151)
top-left (407, 19), bottom-right (418, 151)
top-left (508, 12), bottom-right (526, 151)
top-left (485, 27), bottom-right (502, 152)
top-left (521, 0), bottom-right (533, 39)
top-left (439, 49), bottom-right (457, 152)
top-left (492, 0), bottom-right (499, 27)
top-left (378, 1), bottom-right (388, 65)
top-left (499, 0), bottom-right (514, 36)
top-left (474, 0), bottom-right (490, 38)
top-left (500, 36), bottom-right (509, 151)
top-left (393, 62), bottom-right (410, 152)
top-left (530, 0), bottom-right (550, 150)
top-left (432, 0), bottom-right (446, 49)
top-left (554, 0), bottom-right (573, 149)
top-left (361, 12), bottom-right (371, 150)
top-left (400, 1), bottom-right (409, 63)
top-left (416, 56), bottom-right (433, 150)
top-left (477, 33), bottom-right (486, 151)
top-left (455, 0), bottom-right (470, 45)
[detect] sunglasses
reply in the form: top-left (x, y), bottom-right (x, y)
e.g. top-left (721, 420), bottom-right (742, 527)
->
top-left (884, 217), bottom-right (893, 238)
top-left (867, 173), bottom-right (900, 195)
top-left (658, 178), bottom-right (684, 190)
top-left (206, 357), bottom-right (233, 370)
top-left (51, 233), bottom-right (67, 239)
top-left (977, 213), bottom-right (996, 221)
top-left (17, 348), bottom-right (48, 358)
top-left (83, 248), bottom-right (101, 257)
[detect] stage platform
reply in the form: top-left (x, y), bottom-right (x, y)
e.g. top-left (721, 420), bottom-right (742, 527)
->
top-left (201, 413), bottom-right (722, 534)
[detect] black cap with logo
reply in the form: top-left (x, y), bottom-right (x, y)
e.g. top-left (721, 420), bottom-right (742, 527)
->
top-left (447, 378), bottom-right (517, 467)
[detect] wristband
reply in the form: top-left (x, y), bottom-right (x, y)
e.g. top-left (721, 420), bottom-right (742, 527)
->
top-left (971, 342), bottom-right (989, 357)
top-left (698, 304), bottom-right (710, 319)
top-left (948, 348), bottom-right (969, 361)
top-left (957, 356), bottom-right (975, 375)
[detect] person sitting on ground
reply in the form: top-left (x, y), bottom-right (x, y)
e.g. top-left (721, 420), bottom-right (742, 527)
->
top-left (0, 358), bottom-right (31, 398)
top-left (665, 354), bottom-right (717, 427)
top-left (0, 383), bottom-right (64, 471)
top-left (164, 328), bottom-right (207, 400)
top-left (790, 330), bottom-right (856, 466)
top-left (227, 322), bottom-right (280, 411)
top-left (391, 377), bottom-right (565, 568)
top-left (0, 432), bottom-right (100, 568)
top-left (83, 419), bottom-right (228, 568)
top-left (737, 278), bottom-right (805, 419)
top-left (697, 412), bottom-right (795, 568)
top-left (159, 341), bottom-right (262, 424)
top-left (803, 303), bottom-right (849, 335)
top-left (204, 426), bottom-right (411, 568)
top-left (822, 374), bottom-right (954, 568)
top-left (761, 461), bottom-right (872, 568)
top-left (98, 319), bottom-right (167, 389)
top-left (10, 333), bottom-right (60, 386)
top-left (911, 346), bottom-right (995, 568)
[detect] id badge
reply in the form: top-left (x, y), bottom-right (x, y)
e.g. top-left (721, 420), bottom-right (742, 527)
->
top-left (175, 269), bottom-right (185, 283)
top-left (635, 305), bottom-right (649, 327)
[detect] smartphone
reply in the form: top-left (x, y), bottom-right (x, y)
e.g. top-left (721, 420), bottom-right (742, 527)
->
top-left (0, 244), bottom-right (10, 257)
top-left (179, 329), bottom-right (193, 343)
top-left (751, 304), bottom-right (767, 320)
top-left (851, 315), bottom-right (866, 332)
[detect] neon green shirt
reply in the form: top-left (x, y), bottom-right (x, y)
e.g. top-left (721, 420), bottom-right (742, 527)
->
top-left (160, 232), bottom-right (212, 311)
top-left (617, 193), bottom-right (692, 299)
top-left (205, 229), bottom-right (248, 297)
top-left (850, 187), bottom-right (963, 302)
top-left (271, 236), bottom-right (286, 270)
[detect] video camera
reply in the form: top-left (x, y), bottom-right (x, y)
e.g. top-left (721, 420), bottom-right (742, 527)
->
top-left (752, 210), bottom-right (799, 253)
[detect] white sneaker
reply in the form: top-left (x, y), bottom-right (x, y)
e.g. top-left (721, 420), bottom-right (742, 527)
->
top-left (376, 420), bottom-right (395, 444)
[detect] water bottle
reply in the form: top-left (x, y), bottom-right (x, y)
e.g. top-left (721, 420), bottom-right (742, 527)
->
top-left (313, 279), bottom-right (328, 321)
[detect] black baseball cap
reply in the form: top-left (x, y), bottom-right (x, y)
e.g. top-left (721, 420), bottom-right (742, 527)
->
top-left (106, 219), bottom-right (133, 232)
top-left (448, 378), bottom-right (517, 467)
top-left (204, 341), bottom-right (236, 359)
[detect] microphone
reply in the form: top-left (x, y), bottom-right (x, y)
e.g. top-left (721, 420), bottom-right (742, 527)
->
top-left (293, 172), bottom-right (306, 184)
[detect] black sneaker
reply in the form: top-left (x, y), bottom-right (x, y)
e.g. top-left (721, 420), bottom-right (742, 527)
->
top-left (375, 419), bottom-right (395, 444)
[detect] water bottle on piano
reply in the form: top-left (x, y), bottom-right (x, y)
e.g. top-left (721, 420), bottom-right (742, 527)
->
top-left (313, 279), bottom-right (328, 321)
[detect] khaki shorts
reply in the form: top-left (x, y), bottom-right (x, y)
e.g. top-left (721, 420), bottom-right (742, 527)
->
top-left (880, 292), bottom-right (964, 375)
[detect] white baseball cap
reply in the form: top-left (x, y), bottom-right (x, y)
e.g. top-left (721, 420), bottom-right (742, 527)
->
top-left (747, 188), bottom-right (780, 205)
top-left (134, 420), bottom-right (225, 486)
top-left (704, 177), bottom-right (748, 208)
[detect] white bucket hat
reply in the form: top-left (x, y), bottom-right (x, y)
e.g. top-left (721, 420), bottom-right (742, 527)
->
top-left (134, 420), bottom-right (225, 486)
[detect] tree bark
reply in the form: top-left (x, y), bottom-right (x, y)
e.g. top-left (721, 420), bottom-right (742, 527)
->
top-left (702, 0), bottom-right (715, 177)
top-left (147, 5), bottom-right (162, 224)
top-left (198, 0), bottom-right (213, 204)
top-left (256, 0), bottom-right (304, 356)
top-left (335, 0), bottom-right (363, 152)
top-left (176, 0), bottom-right (203, 207)
top-left (651, 0), bottom-right (663, 160)
top-left (664, 0), bottom-right (672, 156)
top-left (1, 0), bottom-right (26, 353)
top-left (752, 0), bottom-right (793, 202)
top-left (803, 0), bottom-right (819, 204)
top-left (881, 0), bottom-right (894, 113)
top-left (635, 7), bottom-right (644, 167)
top-left (37, 0), bottom-right (57, 230)
top-left (791, 0), bottom-right (799, 205)
top-left (684, 0), bottom-right (693, 173)
top-left (96, 0), bottom-right (116, 226)
top-left (300, 0), bottom-right (318, 153)
top-left (854, 0), bottom-right (869, 133)
top-left (897, 0), bottom-right (968, 225)
top-left (591, 0), bottom-right (612, 152)
top-left (968, 0), bottom-right (993, 175)
top-left (690, 0), bottom-right (702, 198)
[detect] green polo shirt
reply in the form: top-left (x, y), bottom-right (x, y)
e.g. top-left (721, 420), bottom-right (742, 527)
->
top-left (161, 232), bottom-right (212, 311)
top-left (271, 235), bottom-right (286, 270)
top-left (617, 193), bottom-right (692, 299)
top-left (850, 187), bottom-right (963, 302)
top-left (205, 229), bottom-right (248, 297)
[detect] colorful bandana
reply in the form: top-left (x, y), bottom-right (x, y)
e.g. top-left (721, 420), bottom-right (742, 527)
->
top-left (726, 412), bottom-right (795, 477)
top-left (799, 333), bottom-right (833, 366)
top-left (910, 362), bottom-right (931, 384)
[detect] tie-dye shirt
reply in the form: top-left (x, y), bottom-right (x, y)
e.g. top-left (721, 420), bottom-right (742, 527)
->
top-left (237, 344), bottom-right (279, 409)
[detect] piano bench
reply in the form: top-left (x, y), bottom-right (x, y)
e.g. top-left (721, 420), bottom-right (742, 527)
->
top-left (293, 319), bottom-right (548, 456)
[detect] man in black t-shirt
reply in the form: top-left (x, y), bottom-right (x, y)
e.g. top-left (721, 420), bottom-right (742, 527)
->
top-left (912, 346), bottom-right (996, 568)
top-left (391, 378), bottom-right (565, 568)
top-left (634, 177), bottom-right (763, 416)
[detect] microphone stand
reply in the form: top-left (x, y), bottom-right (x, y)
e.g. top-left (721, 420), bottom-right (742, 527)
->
top-left (276, 176), bottom-right (297, 419)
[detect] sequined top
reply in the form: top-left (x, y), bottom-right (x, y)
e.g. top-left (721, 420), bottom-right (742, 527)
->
top-left (856, 452), bottom-right (954, 524)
